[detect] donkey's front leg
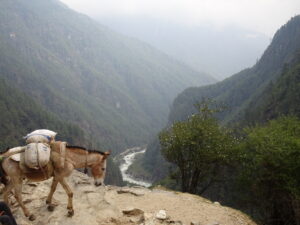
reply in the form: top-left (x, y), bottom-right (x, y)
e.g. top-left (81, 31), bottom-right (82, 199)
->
top-left (46, 177), bottom-right (59, 211)
top-left (59, 179), bottom-right (74, 217)
top-left (13, 179), bottom-right (35, 221)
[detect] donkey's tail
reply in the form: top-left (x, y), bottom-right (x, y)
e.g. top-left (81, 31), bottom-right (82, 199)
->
top-left (2, 147), bottom-right (26, 157)
top-left (0, 147), bottom-right (26, 185)
top-left (0, 156), bottom-right (8, 185)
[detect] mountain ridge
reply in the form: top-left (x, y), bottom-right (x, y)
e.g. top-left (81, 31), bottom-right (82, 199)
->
top-left (168, 15), bottom-right (300, 125)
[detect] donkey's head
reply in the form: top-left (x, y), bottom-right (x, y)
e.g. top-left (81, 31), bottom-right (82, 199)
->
top-left (91, 151), bottom-right (110, 186)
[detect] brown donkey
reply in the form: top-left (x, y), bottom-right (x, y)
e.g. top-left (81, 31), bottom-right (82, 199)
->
top-left (1, 144), bottom-right (110, 220)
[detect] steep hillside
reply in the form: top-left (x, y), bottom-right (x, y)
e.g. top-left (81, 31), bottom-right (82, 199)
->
top-left (244, 51), bottom-right (300, 123)
top-left (0, 0), bottom-right (214, 153)
top-left (140, 15), bottom-right (300, 182)
top-left (0, 79), bottom-right (85, 149)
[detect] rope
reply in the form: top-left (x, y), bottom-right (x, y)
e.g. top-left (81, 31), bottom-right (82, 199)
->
top-left (37, 143), bottom-right (49, 179)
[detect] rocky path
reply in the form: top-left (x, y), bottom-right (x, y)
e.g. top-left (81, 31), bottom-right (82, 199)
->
top-left (1, 171), bottom-right (257, 225)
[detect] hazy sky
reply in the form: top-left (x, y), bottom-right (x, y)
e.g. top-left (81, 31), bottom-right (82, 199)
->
top-left (60, 0), bottom-right (300, 37)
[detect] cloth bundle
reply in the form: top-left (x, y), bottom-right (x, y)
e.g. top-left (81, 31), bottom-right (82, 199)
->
top-left (24, 129), bottom-right (57, 144)
top-left (24, 143), bottom-right (51, 169)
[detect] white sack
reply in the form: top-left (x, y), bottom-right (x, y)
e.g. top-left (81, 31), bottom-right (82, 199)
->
top-left (24, 129), bottom-right (57, 144)
top-left (24, 143), bottom-right (51, 169)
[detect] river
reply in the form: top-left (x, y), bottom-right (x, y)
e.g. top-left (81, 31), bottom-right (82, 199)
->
top-left (119, 148), bottom-right (152, 187)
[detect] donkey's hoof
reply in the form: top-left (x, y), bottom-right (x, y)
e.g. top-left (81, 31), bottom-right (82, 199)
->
top-left (29, 214), bottom-right (36, 221)
top-left (67, 209), bottom-right (74, 217)
top-left (47, 204), bottom-right (55, 212)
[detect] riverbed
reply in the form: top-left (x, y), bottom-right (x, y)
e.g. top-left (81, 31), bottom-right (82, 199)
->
top-left (119, 148), bottom-right (152, 187)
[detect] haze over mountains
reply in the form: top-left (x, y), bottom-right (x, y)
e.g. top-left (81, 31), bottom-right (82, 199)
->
top-left (169, 15), bottom-right (300, 125)
top-left (0, 0), bottom-right (214, 154)
top-left (97, 16), bottom-right (270, 79)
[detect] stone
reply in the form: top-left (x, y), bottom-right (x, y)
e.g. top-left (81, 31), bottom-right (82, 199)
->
top-left (117, 187), bottom-right (146, 196)
top-left (122, 208), bottom-right (144, 216)
top-left (213, 202), bottom-right (221, 206)
top-left (156, 210), bottom-right (167, 220)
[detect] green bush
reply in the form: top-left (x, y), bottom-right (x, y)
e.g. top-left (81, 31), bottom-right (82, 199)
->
top-left (239, 116), bottom-right (300, 225)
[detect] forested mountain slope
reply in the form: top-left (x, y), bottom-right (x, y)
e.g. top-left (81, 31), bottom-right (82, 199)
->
top-left (244, 51), bottom-right (300, 123)
top-left (140, 15), bottom-right (300, 182)
top-left (0, 79), bottom-right (85, 149)
top-left (0, 0), bottom-right (214, 153)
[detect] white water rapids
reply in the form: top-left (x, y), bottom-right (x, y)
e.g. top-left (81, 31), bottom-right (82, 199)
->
top-left (119, 148), bottom-right (152, 187)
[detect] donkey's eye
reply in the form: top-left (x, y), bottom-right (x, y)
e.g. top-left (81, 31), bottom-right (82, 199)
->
top-left (102, 168), bottom-right (106, 171)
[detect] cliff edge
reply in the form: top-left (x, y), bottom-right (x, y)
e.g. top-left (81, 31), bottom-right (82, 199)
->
top-left (1, 171), bottom-right (256, 225)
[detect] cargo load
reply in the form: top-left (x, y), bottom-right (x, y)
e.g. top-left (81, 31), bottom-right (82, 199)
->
top-left (24, 129), bottom-right (57, 144)
top-left (24, 143), bottom-right (51, 169)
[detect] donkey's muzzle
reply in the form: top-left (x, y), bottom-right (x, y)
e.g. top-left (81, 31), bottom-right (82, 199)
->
top-left (94, 181), bottom-right (102, 186)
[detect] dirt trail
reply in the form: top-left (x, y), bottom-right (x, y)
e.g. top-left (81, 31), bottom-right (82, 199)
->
top-left (1, 171), bottom-right (256, 225)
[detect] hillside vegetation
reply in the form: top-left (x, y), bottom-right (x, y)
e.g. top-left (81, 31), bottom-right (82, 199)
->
top-left (0, 79), bottom-right (85, 149)
top-left (244, 51), bottom-right (300, 123)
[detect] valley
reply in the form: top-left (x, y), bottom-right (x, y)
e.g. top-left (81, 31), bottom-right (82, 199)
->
top-left (118, 147), bottom-right (152, 187)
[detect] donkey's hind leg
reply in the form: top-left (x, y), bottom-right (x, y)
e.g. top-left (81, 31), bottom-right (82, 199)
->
top-left (46, 177), bottom-right (59, 211)
top-left (12, 178), bottom-right (35, 221)
top-left (3, 181), bottom-right (14, 205)
top-left (58, 179), bottom-right (74, 217)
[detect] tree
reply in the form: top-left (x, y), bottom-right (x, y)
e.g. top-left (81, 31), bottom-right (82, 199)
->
top-left (159, 100), bottom-right (235, 194)
top-left (238, 116), bottom-right (300, 225)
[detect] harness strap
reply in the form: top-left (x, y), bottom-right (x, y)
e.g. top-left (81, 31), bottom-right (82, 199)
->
top-left (36, 143), bottom-right (49, 179)
top-left (25, 134), bottom-right (51, 142)
top-left (59, 142), bottom-right (66, 168)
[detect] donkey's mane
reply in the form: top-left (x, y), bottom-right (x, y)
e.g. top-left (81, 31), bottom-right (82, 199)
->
top-left (66, 145), bottom-right (105, 155)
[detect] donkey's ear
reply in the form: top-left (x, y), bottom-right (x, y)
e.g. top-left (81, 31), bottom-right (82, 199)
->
top-left (102, 151), bottom-right (111, 160)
